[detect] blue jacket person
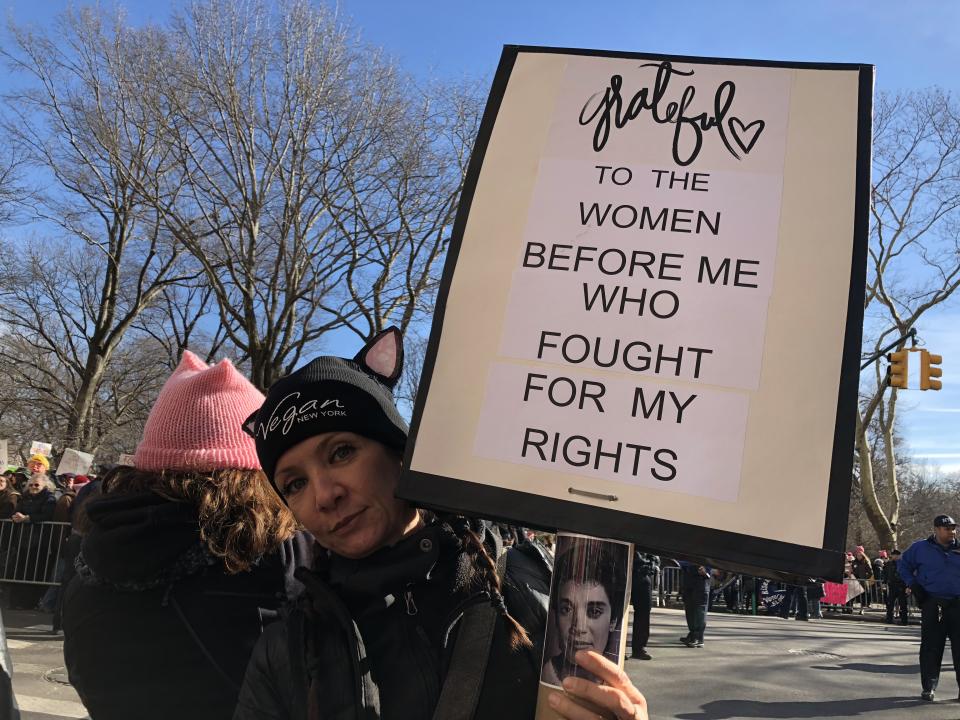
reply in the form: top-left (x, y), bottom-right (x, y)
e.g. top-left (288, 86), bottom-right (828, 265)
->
top-left (899, 514), bottom-right (960, 702)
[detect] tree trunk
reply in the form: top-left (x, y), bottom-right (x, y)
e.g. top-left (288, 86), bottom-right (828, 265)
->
top-left (855, 412), bottom-right (896, 549)
top-left (64, 355), bottom-right (106, 452)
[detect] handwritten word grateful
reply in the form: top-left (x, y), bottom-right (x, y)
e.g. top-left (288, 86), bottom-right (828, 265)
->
top-left (578, 61), bottom-right (765, 166)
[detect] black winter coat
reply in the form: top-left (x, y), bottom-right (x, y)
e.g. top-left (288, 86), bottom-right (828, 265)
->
top-left (234, 521), bottom-right (549, 720)
top-left (679, 562), bottom-right (712, 605)
top-left (883, 558), bottom-right (906, 588)
top-left (62, 491), bottom-right (312, 720)
top-left (16, 489), bottom-right (55, 523)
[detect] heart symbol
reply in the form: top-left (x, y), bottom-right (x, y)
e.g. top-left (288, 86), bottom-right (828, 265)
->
top-left (727, 117), bottom-right (765, 156)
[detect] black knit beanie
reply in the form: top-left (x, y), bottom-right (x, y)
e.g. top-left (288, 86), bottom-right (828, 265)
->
top-left (242, 328), bottom-right (408, 488)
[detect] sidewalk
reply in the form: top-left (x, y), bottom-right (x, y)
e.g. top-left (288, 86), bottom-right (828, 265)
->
top-left (2, 609), bottom-right (86, 720)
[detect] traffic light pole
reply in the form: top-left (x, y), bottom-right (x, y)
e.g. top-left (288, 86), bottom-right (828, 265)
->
top-left (860, 328), bottom-right (917, 371)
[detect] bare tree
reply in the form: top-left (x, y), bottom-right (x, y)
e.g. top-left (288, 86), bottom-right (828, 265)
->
top-left (332, 79), bottom-right (482, 342)
top-left (0, 8), bottom-right (195, 450)
top-left (138, 0), bottom-right (480, 389)
top-left (857, 89), bottom-right (960, 549)
top-left (135, 281), bottom-right (230, 369)
top-left (0, 240), bottom-right (173, 453)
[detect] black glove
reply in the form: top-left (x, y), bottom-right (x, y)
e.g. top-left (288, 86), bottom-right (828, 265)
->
top-left (910, 584), bottom-right (928, 605)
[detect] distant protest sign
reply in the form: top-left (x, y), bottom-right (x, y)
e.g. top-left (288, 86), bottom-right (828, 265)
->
top-left (0, 440), bottom-right (7, 467)
top-left (30, 441), bottom-right (52, 457)
top-left (399, 47), bottom-right (873, 580)
top-left (56, 448), bottom-right (94, 477)
top-left (118, 453), bottom-right (135, 466)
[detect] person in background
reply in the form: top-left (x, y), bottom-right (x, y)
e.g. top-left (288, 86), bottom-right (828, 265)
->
top-left (884, 548), bottom-right (908, 625)
top-left (0, 474), bottom-right (20, 521)
top-left (899, 514), bottom-right (960, 702)
top-left (678, 561), bottom-right (712, 648)
top-left (851, 546), bottom-right (873, 614)
top-left (807, 579), bottom-right (825, 619)
top-left (779, 583), bottom-right (808, 621)
top-left (63, 351), bottom-right (310, 720)
top-left (9, 471), bottom-right (28, 493)
top-left (8, 476), bottom-right (56, 609)
top-left (722, 574), bottom-right (742, 614)
top-left (631, 552), bottom-right (660, 660)
top-left (26, 455), bottom-right (49, 479)
top-left (38, 477), bottom-right (79, 617)
top-left (873, 551), bottom-right (887, 579)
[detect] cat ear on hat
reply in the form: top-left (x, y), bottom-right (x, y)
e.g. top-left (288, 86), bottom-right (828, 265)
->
top-left (241, 408), bottom-right (259, 439)
top-left (355, 326), bottom-right (404, 388)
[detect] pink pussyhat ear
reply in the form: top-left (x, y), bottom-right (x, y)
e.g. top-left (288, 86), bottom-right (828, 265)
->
top-left (354, 327), bottom-right (404, 388)
top-left (176, 350), bottom-right (209, 374)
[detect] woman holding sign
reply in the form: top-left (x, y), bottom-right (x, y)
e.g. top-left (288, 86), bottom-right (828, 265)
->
top-left (235, 327), bottom-right (648, 720)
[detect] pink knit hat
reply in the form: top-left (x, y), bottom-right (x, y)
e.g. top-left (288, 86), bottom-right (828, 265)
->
top-left (134, 351), bottom-right (264, 472)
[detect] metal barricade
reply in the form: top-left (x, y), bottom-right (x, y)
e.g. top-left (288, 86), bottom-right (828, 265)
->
top-left (0, 520), bottom-right (70, 586)
top-left (659, 565), bottom-right (681, 605)
top-left (655, 565), bottom-right (921, 619)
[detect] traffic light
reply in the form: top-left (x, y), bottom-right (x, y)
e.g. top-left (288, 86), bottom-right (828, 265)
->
top-left (920, 350), bottom-right (943, 391)
top-left (887, 350), bottom-right (909, 389)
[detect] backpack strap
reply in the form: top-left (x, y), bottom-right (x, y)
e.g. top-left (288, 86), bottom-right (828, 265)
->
top-left (431, 550), bottom-right (510, 720)
top-left (431, 600), bottom-right (499, 720)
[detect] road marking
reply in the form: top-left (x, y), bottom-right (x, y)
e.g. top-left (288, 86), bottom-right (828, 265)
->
top-left (16, 694), bottom-right (88, 718)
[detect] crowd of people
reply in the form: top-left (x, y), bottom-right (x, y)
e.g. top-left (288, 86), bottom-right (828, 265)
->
top-left (0, 329), bottom-right (955, 715)
top-left (0, 456), bottom-right (95, 617)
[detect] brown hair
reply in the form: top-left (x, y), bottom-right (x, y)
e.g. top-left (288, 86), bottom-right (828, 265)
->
top-left (101, 465), bottom-right (298, 574)
top-left (431, 512), bottom-right (531, 652)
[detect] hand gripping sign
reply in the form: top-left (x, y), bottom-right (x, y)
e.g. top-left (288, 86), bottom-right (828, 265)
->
top-left (399, 47), bottom-right (872, 582)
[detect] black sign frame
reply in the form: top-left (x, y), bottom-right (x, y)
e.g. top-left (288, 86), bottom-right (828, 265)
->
top-left (399, 46), bottom-right (874, 582)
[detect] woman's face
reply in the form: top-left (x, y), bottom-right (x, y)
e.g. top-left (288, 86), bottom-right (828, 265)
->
top-left (273, 432), bottom-right (418, 559)
top-left (0, 476), bottom-right (7, 491)
top-left (555, 579), bottom-right (615, 664)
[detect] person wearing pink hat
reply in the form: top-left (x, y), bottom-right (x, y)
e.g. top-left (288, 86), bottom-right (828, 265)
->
top-left (62, 351), bottom-right (312, 720)
top-left (851, 546), bottom-right (874, 614)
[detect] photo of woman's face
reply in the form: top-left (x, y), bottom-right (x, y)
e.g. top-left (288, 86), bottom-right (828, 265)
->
top-left (556, 579), bottom-right (614, 663)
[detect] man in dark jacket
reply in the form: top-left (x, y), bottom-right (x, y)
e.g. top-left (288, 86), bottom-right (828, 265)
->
top-left (899, 514), bottom-right (960, 701)
top-left (631, 552), bottom-right (660, 660)
top-left (8, 478), bottom-right (56, 609)
top-left (884, 548), bottom-right (908, 625)
top-left (678, 561), bottom-right (712, 648)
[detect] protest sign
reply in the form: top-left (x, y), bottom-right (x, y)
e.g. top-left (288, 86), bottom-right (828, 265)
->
top-left (56, 448), bottom-right (94, 477)
top-left (118, 453), bottom-right (135, 466)
top-left (30, 441), bottom-right (52, 458)
top-left (0, 440), bottom-right (7, 468)
top-left (399, 47), bottom-right (873, 580)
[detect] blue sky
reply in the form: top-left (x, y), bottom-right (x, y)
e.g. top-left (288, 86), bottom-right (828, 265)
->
top-left (3, 0), bottom-right (959, 471)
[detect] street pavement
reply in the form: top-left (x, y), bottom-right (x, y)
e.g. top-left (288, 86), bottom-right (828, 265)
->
top-left (3, 610), bottom-right (84, 720)
top-left (630, 608), bottom-right (959, 720)
top-left (1, 606), bottom-right (958, 719)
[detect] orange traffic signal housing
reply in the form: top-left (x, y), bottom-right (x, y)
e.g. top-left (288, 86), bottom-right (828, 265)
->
top-left (887, 350), bottom-right (909, 389)
top-left (920, 350), bottom-right (943, 391)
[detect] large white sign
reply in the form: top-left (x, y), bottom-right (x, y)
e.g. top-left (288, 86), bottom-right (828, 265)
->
top-left (401, 48), bottom-right (872, 579)
top-left (56, 448), bottom-right (94, 477)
